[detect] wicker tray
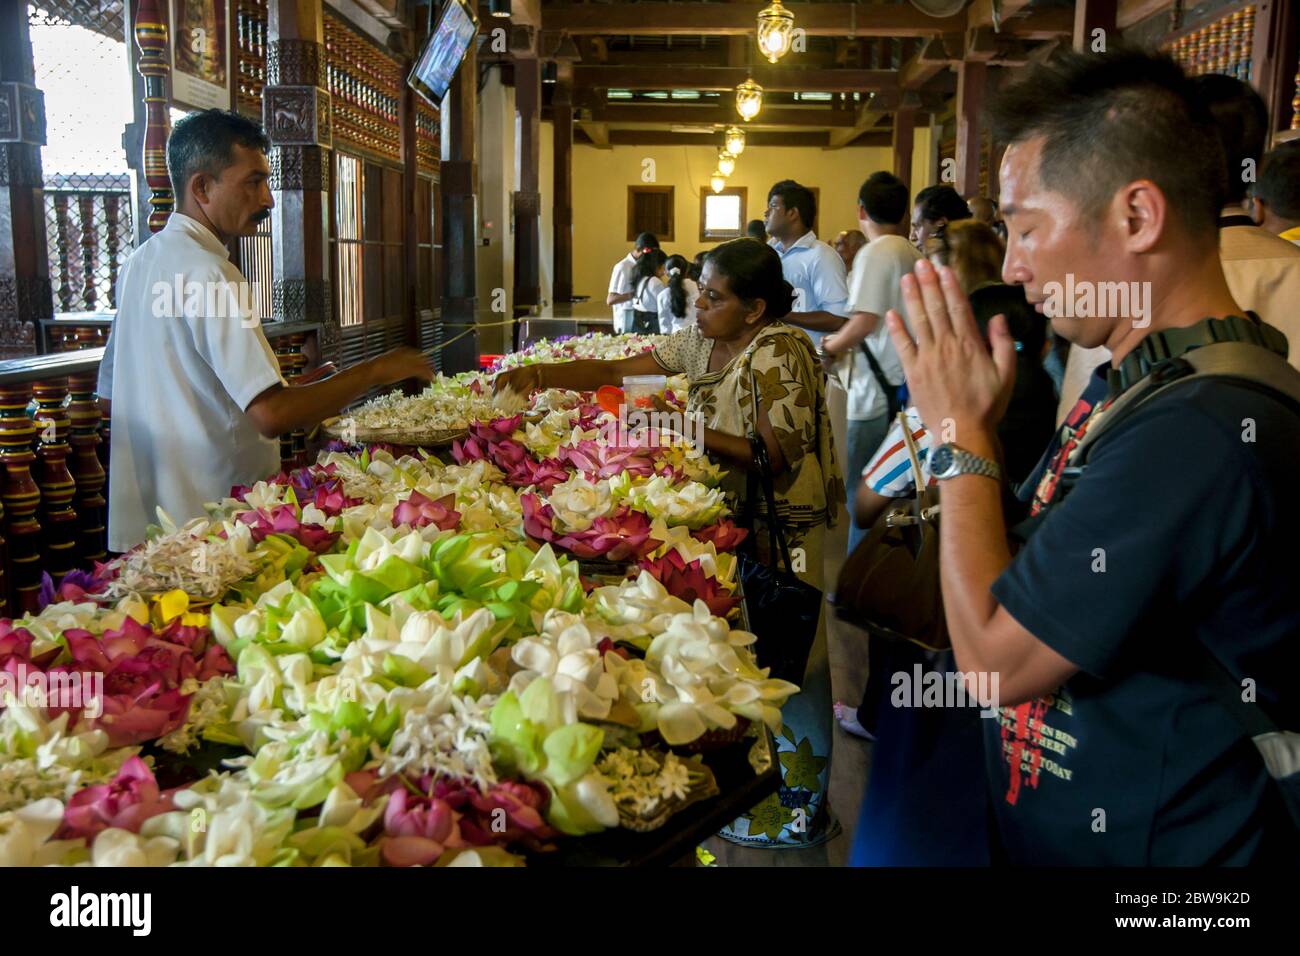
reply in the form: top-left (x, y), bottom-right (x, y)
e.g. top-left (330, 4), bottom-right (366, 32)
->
top-left (319, 416), bottom-right (469, 448)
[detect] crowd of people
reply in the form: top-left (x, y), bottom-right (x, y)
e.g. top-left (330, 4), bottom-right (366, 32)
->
top-left (573, 45), bottom-right (1300, 865)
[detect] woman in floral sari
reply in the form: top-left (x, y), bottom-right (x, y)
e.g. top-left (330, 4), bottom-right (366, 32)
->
top-left (495, 238), bottom-right (844, 848)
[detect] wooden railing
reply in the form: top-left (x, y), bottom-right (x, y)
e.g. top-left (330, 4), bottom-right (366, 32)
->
top-left (0, 321), bottom-right (320, 617)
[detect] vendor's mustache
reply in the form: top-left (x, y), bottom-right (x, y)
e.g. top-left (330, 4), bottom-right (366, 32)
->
top-left (252, 208), bottom-right (272, 223)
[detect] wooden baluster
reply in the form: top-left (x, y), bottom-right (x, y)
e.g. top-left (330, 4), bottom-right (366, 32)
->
top-left (0, 384), bottom-right (42, 613)
top-left (135, 0), bottom-right (174, 232)
top-left (105, 193), bottom-right (121, 309)
top-left (66, 372), bottom-right (105, 565)
top-left (78, 194), bottom-right (97, 311)
top-left (32, 378), bottom-right (76, 583)
top-left (54, 193), bottom-right (72, 313)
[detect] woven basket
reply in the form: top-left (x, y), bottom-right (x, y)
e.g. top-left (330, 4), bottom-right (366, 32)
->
top-left (320, 417), bottom-right (469, 448)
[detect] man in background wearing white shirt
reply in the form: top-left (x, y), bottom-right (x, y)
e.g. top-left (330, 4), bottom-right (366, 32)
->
top-left (822, 172), bottom-right (920, 553)
top-left (606, 232), bottom-right (659, 334)
top-left (764, 180), bottom-right (850, 350)
top-left (98, 109), bottom-right (432, 551)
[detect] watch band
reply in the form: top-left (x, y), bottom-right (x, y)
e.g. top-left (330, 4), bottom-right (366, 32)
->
top-left (933, 444), bottom-right (1001, 482)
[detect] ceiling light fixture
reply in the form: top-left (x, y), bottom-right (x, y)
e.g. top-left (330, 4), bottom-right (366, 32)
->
top-left (756, 0), bottom-right (796, 64)
top-left (734, 78), bottom-right (763, 122)
top-left (724, 126), bottom-right (746, 156)
top-left (488, 0), bottom-right (511, 19)
top-left (710, 170), bottom-right (728, 194)
top-left (717, 150), bottom-right (736, 176)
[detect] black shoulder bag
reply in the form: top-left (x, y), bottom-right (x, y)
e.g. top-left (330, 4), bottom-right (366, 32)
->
top-left (859, 342), bottom-right (901, 420)
top-left (736, 365), bottom-right (823, 685)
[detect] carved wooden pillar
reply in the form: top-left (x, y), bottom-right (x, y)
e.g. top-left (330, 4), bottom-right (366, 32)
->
top-left (512, 30), bottom-right (541, 320)
top-left (0, 9), bottom-right (51, 359)
top-left (892, 105), bottom-right (916, 186)
top-left (135, 0), bottom-right (173, 232)
top-left (67, 371), bottom-right (105, 565)
top-left (78, 195), bottom-right (97, 311)
top-left (440, 28), bottom-right (477, 374)
top-left (54, 193), bottom-right (72, 312)
top-left (32, 378), bottom-right (76, 583)
top-left (265, 3), bottom-right (335, 361)
top-left (0, 383), bottom-right (41, 612)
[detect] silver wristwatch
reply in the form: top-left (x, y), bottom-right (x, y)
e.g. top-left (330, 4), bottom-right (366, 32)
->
top-left (928, 443), bottom-right (1001, 482)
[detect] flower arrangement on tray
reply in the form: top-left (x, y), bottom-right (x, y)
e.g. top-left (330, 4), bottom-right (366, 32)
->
top-left (0, 341), bottom-right (793, 868)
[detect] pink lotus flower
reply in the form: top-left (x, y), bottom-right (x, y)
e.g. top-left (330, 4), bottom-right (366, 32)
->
top-left (430, 778), bottom-right (556, 850)
top-left (524, 496), bottom-right (660, 561)
top-left (236, 505), bottom-right (339, 553)
top-left (311, 482), bottom-right (360, 517)
top-left (559, 439), bottom-right (657, 482)
top-left (0, 623), bottom-right (34, 666)
top-left (393, 491), bottom-right (461, 531)
top-left (381, 788), bottom-right (462, 867)
top-left (692, 519), bottom-right (750, 553)
top-left (60, 756), bottom-right (173, 840)
top-left (639, 550), bottom-right (740, 617)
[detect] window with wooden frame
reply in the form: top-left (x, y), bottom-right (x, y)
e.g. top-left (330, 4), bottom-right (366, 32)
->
top-left (334, 152), bottom-right (364, 328)
top-left (627, 186), bottom-right (674, 242)
top-left (700, 186), bottom-right (747, 242)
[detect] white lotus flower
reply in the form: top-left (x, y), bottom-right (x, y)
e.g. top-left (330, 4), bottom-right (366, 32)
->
top-left (545, 474), bottom-right (615, 533)
top-left (0, 798), bottom-right (81, 866)
top-left (91, 828), bottom-right (179, 867)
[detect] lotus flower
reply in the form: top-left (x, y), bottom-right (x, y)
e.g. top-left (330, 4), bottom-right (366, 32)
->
top-left (393, 491), bottom-right (461, 531)
top-left (639, 550), bottom-right (739, 617)
top-left (60, 756), bottom-right (173, 840)
top-left (236, 505), bottom-right (339, 553)
top-left (559, 439), bottom-right (657, 482)
top-left (381, 788), bottom-right (461, 866)
top-left (522, 496), bottom-right (659, 561)
top-left (36, 569), bottom-right (107, 612)
top-left (692, 518), bottom-right (750, 553)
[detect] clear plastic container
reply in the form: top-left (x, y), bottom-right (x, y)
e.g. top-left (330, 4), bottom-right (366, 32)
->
top-left (622, 374), bottom-right (666, 410)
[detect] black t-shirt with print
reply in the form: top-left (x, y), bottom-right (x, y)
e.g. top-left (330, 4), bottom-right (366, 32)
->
top-left (986, 365), bottom-right (1300, 865)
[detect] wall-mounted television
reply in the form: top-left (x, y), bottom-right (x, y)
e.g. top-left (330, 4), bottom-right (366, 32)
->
top-left (408, 0), bottom-right (479, 106)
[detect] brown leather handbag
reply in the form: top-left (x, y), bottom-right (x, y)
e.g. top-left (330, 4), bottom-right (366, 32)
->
top-left (830, 413), bottom-right (950, 651)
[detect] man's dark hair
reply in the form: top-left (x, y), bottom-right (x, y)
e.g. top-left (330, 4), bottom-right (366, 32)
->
top-left (859, 171), bottom-right (909, 225)
top-left (167, 108), bottom-right (269, 200)
top-left (1255, 144), bottom-right (1300, 220)
top-left (768, 179), bottom-right (817, 231)
top-left (987, 46), bottom-right (1226, 238)
top-left (914, 184), bottom-right (970, 224)
top-left (745, 219), bottom-right (767, 241)
top-left (1191, 74), bottom-right (1271, 205)
top-left (634, 232), bottom-right (660, 251)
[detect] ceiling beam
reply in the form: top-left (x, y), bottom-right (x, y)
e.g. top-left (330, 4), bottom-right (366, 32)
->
top-left (585, 104), bottom-right (863, 128)
top-left (582, 129), bottom-right (894, 148)
top-left (545, 3), bottom-right (967, 37)
top-left (574, 65), bottom-right (900, 93)
top-left (826, 106), bottom-right (887, 149)
top-left (577, 120), bottom-right (610, 149)
top-left (1118, 0), bottom-right (1172, 29)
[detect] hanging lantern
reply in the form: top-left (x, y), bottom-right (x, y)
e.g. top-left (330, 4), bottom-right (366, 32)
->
top-left (735, 79), bottom-right (763, 121)
top-left (724, 125), bottom-right (746, 156)
top-left (756, 0), bottom-right (796, 64)
top-left (717, 150), bottom-right (736, 176)
top-left (710, 170), bottom-right (728, 194)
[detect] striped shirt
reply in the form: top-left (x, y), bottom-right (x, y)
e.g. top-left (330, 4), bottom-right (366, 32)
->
top-left (861, 406), bottom-right (934, 496)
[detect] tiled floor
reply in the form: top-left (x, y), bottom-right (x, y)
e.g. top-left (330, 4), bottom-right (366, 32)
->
top-left (702, 513), bottom-right (875, 867)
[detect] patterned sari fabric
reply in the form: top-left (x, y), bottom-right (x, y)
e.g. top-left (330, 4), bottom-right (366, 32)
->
top-left (653, 323), bottom-right (845, 847)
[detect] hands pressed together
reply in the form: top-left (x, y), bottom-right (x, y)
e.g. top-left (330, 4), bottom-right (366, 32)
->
top-left (885, 259), bottom-right (1018, 442)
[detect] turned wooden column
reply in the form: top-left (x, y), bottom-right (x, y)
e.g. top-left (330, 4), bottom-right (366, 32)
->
top-left (265, 2), bottom-right (335, 360)
top-left (0, 383), bottom-right (41, 612)
top-left (32, 378), bottom-right (76, 583)
top-left (892, 105), bottom-right (916, 186)
top-left (67, 371), bottom-right (105, 565)
top-left (134, 0), bottom-right (174, 232)
top-left (0, 8), bottom-right (51, 359)
top-left (272, 332), bottom-right (306, 470)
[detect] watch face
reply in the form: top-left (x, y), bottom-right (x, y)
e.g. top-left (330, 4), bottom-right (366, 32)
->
top-left (930, 444), bottom-right (954, 477)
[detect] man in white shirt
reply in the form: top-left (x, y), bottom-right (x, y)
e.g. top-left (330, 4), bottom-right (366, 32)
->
top-left (1194, 75), bottom-right (1300, 368)
top-left (98, 109), bottom-right (432, 551)
top-left (764, 180), bottom-right (850, 350)
top-left (822, 172), bottom-right (921, 552)
top-left (606, 232), bottom-right (659, 334)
